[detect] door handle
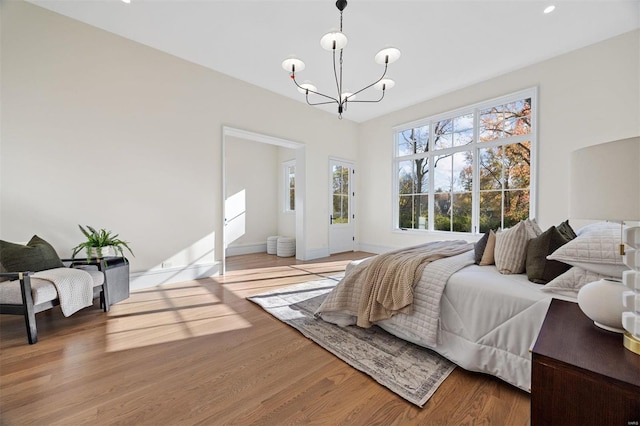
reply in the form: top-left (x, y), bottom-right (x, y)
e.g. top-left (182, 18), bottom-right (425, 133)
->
top-left (330, 215), bottom-right (333, 225)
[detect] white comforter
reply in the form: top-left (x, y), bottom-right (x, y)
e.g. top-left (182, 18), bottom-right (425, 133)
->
top-left (322, 250), bottom-right (575, 392)
top-left (379, 250), bottom-right (575, 391)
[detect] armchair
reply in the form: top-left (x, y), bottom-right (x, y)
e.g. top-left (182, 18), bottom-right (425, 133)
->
top-left (0, 236), bottom-right (112, 344)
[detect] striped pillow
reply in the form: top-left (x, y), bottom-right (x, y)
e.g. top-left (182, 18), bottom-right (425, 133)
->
top-left (494, 221), bottom-right (529, 274)
top-left (524, 218), bottom-right (543, 239)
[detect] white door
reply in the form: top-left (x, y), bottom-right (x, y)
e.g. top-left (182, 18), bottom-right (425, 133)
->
top-left (329, 159), bottom-right (355, 254)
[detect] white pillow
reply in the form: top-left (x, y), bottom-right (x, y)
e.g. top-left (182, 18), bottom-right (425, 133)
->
top-left (576, 221), bottom-right (621, 236)
top-left (494, 221), bottom-right (529, 274)
top-left (541, 266), bottom-right (613, 297)
top-left (547, 224), bottom-right (627, 278)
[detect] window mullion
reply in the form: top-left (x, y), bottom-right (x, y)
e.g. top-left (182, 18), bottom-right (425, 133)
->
top-left (428, 122), bottom-right (435, 231)
top-left (472, 109), bottom-right (480, 233)
top-left (449, 158), bottom-right (454, 231)
top-left (501, 148), bottom-right (506, 230)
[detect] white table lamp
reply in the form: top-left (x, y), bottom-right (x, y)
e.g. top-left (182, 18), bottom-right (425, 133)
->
top-left (569, 136), bottom-right (640, 355)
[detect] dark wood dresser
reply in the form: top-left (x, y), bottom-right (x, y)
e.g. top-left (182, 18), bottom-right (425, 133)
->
top-left (531, 299), bottom-right (640, 425)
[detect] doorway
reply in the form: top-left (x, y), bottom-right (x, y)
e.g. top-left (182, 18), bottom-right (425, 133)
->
top-left (222, 127), bottom-right (305, 274)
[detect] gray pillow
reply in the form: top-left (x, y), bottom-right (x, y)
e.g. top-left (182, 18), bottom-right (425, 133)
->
top-left (474, 230), bottom-right (491, 265)
top-left (0, 235), bottom-right (64, 273)
top-left (526, 226), bottom-right (572, 284)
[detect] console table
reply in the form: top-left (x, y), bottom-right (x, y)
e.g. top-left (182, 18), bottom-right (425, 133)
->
top-left (531, 299), bottom-right (640, 425)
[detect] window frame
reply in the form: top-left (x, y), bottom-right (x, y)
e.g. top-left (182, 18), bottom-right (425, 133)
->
top-left (392, 87), bottom-right (537, 235)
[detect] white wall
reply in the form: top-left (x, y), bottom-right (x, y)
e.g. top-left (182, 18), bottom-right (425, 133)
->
top-left (357, 29), bottom-right (640, 253)
top-left (0, 0), bottom-right (359, 287)
top-left (225, 136), bottom-right (278, 254)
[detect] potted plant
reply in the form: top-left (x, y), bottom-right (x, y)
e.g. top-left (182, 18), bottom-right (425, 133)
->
top-left (71, 225), bottom-right (134, 261)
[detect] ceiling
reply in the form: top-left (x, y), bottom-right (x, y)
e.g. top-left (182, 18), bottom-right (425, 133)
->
top-left (27, 0), bottom-right (640, 123)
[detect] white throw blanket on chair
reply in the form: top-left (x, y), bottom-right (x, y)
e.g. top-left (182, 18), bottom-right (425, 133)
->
top-left (32, 268), bottom-right (94, 316)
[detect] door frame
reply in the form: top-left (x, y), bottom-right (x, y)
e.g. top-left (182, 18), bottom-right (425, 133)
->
top-left (222, 126), bottom-right (306, 274)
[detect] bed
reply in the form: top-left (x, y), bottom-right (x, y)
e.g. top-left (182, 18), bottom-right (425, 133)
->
top-left (380, 251), bottom-right (574, 392)
top-left (317, 221), bottom-right (625, 392)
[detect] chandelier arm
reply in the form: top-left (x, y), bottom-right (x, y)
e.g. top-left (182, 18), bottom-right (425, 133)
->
top-left (291, 75), bottom-right (339, 103)
top-left (344, 89), bottom-right (386, 104)
top-left (344, 62), bottom-right (389, 101)
top-left (306, 100), bottom-right (340, 106)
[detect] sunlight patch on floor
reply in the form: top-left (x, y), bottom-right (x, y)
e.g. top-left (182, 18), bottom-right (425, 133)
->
top-left (103, 258), bottom-right (356, 352)
top-left (105, 284), bottom-right (251, 352)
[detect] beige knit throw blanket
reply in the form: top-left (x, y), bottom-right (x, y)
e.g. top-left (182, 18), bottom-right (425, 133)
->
top-left (32, 268), bottom-right (94, 316)
top-left (317, 240), bottom-right (473, 328)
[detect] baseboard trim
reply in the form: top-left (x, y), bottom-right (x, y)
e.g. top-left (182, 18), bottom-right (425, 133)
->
top-left (304, 247), bottom-right (330, 260)
top-left (130, 262), bottom-right (221, 291)
top-left (225, 242), bottom-right (267, 257)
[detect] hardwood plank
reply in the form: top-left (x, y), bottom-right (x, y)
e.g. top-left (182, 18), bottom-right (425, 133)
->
top-left (0, 251), bottom-right (530, 425)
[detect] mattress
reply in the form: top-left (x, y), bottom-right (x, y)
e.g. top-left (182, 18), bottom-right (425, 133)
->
top-left (378, 253), bottom-right (576, 392)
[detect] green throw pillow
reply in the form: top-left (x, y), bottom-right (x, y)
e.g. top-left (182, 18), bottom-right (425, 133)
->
top-left (526, 226), bottom-right (572, 284)
top-left (556, 219), bottom-right (578, 241)
top-left (0, 235), bottom-right (64, 272)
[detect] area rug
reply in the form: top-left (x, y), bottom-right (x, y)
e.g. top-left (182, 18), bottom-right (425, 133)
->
top-left (247, 277), bottom-right (456, 407)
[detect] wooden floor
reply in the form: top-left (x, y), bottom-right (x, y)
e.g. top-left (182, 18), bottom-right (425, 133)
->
top-left (0, 252), bottom-right (531, 425)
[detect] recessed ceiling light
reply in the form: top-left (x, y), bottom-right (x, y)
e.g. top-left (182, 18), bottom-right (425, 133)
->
top-left (122, 0), bottom-right (131, 3)
top-left (544, 5), bottom-right (556, 14)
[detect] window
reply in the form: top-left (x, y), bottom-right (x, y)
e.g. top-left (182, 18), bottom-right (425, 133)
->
top-left (331, 162), bottom-right (351, 224)
top-left (394, 89), bottom-right (536, 234)
top-left (283, 160), bottom-right (295, 212)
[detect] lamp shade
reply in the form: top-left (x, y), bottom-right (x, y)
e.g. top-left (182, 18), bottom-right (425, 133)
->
top-left (373, 77), bottom-right (395, 91)
top-left (297, 81), bottom-right (317, 94)
top-left (282, 57), bottom-right (305, 73)
top-left (569, 137), bottom-right (640, 221)
top-left (320, 31), bottom-right (348, 51)
top-left (375, 47), bottom-right (401, 65)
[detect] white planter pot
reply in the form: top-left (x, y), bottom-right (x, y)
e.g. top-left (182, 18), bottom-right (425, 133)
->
top-left (89, 246), bottom-right (117, 258)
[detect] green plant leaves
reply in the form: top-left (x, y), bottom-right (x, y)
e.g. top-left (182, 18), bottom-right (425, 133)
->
top-left (71, 225), bottom-right (134, 260)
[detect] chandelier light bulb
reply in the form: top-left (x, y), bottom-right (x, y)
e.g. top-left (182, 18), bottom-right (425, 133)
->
top-left (374, 47), bottom-right (401, 65)
top-left (281, 57), bottom-right (305, 73)
top-left (320, 31), bottom-right (348, 51)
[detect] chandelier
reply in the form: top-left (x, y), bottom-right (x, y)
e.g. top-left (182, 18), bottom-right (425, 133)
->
top-left (281, 0), bottom-right (400, 119)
